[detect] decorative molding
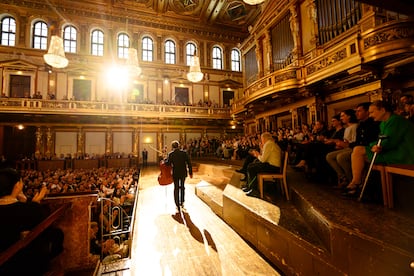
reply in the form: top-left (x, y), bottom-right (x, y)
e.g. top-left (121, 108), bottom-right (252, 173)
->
top-left (306, 48), bottom-right (347, 75)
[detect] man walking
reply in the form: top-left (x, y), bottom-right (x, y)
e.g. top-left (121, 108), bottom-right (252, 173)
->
top-left (165, 141), bottom-right (193, 211)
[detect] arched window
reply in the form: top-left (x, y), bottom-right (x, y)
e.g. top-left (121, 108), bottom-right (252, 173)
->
top-left (63, 25), bottom-right (77, 53)
top-left (32, 21), bottom-right (48, 49)
top-left (165, 40), bottom-right (176, 64)
top-left (91, 29), bottom-right (104, 56)
top-left (186, 42), bottom-right (196, 66)
top-left (1, 16), bottom-right (16, 46)
top-left (118, 33), bottom-right (129, 59)
top-left (231, 48), bottom-right (241, 72)
top-left (142, 36), bottom-right (153, 62)
top-left (212, 46), bottom-right (223, 70)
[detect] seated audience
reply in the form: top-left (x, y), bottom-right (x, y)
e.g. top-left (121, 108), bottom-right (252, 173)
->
top-left (0, 168), bottom-right (64, 276)
top-left (346, 100), bottom-right (414, 195)
top-left (242, 132), bottom-right (282, 197)
top-left (326, 109), bottom-right (358, 188)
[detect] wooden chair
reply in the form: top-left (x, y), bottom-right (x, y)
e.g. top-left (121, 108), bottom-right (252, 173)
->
top-left (257, 151), bottom-right (289, 200)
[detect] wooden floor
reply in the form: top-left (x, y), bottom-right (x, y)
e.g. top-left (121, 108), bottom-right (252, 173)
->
top-left (129, 166), bottom-right (281, 276)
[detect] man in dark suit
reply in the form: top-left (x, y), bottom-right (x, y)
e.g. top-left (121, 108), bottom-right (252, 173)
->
top-left (165, 141), bottom-right (192, 210)
top-left (142, 148), bottom-right (148, 167)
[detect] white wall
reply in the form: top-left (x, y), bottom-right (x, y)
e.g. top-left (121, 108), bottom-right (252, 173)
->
top-left (113, 131), bottom-right (133, 155)
top-left (55, 131), bottom-right (77, 156)
top-left (85, 132), bottom-right (105, 155)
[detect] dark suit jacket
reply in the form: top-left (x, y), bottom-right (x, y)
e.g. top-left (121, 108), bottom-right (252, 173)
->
top-left (165, 148), bottom-right (192, 178)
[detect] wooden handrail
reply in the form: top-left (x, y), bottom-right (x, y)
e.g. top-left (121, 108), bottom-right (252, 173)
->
top-left (0, 202), bottom-right (71, 266)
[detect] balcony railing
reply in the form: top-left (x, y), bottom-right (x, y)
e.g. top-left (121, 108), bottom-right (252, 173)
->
top-left (0, 98), bottom-right (231, 119)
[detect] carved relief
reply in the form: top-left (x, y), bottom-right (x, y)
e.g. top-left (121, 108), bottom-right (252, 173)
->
top-left (363, 26), bottom-right (414, 49)
top-left (306, 48), bottom-right (347, 75)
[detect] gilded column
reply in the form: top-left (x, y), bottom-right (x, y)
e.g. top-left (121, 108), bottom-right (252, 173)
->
top-left (264, 30), bottom-right (273, 74)
top-left (180, 129), bottom-right (186, 145)
top-left (77, 128), bottom-right (84, 156)
top-left (46, 127), bottom-right (53, 158)
top-left (307, 0), bottom-right (319, 46)
top-left (35, 127), bottom-right (43, 156)
top-left (255, 40), bottom-right (263, 78)
top-left (105, 128), bottom-right (112, 155)
top-left (290, 109), bottom-right (298, 129)
top-left (132, 128), bottom-right (139, 157)
top-left (289, 5), bottom-right (300, 54)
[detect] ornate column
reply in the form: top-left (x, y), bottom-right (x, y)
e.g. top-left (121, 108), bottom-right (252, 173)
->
top-left (157, 131), bottom-right (162, 154)
top-left (289, 5), bottom-right (300, 54)
top-left (132, 128), bottom-right (139, 157)
top-left (264, 30), bottom-right (273, 74)
top-left (46, 127), bottom-right (53, 158)
top-left (180, 129), bottom-right (186, 145)
top-left (307, 0), bottom-right (319, 46)
top-left (255, 39), bottom-right (263, 78)
top-left (77, 127), bottom-right (84, 156)
top-left (35, 127), bottom-right (43, 157)
top-left (105, 128), bottom-right (112, 155)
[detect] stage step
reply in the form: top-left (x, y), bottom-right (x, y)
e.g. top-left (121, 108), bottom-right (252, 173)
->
top-left (195, 163), bottom-right (414, 275)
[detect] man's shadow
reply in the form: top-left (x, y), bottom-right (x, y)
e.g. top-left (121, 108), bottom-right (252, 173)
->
top-left (172, 210), bottom-right (217, 252)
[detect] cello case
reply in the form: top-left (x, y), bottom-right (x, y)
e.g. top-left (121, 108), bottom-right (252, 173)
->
top-left (158, 160), bottom-right (173, 185)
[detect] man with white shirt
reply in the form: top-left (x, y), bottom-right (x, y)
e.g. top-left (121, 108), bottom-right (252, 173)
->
top-left (243, 132), bottom-right (281, 197)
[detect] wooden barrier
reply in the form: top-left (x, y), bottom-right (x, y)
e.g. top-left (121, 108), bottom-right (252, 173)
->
top-left (385, 164), bottom-right (414, 208)
top-left (37, 160), bottom-right (65, 171)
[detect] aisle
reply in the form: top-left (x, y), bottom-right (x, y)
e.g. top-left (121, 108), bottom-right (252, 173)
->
top-left (130, 166), bottom-right (280, 276)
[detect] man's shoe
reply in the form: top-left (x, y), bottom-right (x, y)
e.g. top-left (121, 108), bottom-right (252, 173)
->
top-left (240, 177), bottom-right (247, 181)
top-left (236, 169), bottom-right (246, 173)
top-left (245, 189), bottom-right (260, 197)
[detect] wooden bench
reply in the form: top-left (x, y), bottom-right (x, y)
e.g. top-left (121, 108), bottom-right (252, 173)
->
top-left (0, 202), bottom-right (71, 267)
top-left (257, 152), bottom-right (289, 200)
top-left (384, 164), bottom-right (414, 208)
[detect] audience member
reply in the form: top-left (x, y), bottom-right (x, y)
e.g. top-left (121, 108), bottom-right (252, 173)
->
top-left (345, 100), bottom-right (414, 195)
top-left (243, 132), bottom-right (282, 197)
top-left (0, 168), bottom-right (64, 275)
top-left (326, 109), bottom-right (358, 188)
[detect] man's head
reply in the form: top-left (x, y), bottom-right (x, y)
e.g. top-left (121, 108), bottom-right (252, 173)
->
top-left (261, 132), bottom-right (273, 143)
top-left (0, 168), bottom-right (21, 197)
top-left (355, 102), bottom-right (371, 121)
top-left (171, 140), bottom-right (180, 149)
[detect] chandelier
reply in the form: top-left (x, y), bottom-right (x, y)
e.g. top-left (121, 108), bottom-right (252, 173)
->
top-left (187, 55), bottom-right (203, 83)
top-left (126, 48), bottom-right (142, 77)
top-left (243, 0), bottom-right (265, 5)
top-left (43, 35), bottom-right (68, 68)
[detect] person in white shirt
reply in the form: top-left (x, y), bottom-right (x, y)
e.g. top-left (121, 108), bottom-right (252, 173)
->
top-left (243, 132), bottom-right (282, 197)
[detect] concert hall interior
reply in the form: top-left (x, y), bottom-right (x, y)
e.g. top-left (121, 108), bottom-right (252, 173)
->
top-left (0, 0), bottom-right (414, 275)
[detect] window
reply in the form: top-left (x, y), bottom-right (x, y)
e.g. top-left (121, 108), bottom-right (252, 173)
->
top-left (32, 21), bottom-right (48, 50)
top-left (91, 29), bottom-right (104, 56)
top-left (212, 46), bottom-right (223, 70)
top-left (63, 25), bottom-right (77, 53)
top-left (186, 42), bottom-right (196, 66)
top-left (165, 40), bottom-right (176, 64)
top-left (118, 33), bottom-right (129, 59)
top-left (1, 17), bottom-right (16, 46)
top-left (231, 49), bottom-right (241, 72)
top-left (142, 36), bottom-right (153, 62)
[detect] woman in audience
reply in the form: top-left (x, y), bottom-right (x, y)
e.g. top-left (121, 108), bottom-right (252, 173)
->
top-left (345, 100), bottom-right (414, 195)
top-left (0, 168), bottom-right (64, 275)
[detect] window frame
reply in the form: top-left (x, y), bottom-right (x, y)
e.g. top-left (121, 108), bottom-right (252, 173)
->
top-left (63, 25), bottom-right (77, 53)
top-left (32, 21), bottom-right (48, 50)
top-left (212, 46), bottom-right (223, 70)
top-left (186, 42), bottom-right (196, 66)
top-left (164, 39), bottom-right (176, 64)
top-left (142, 36), bottom-right (153, 62)
top-left (1, 16), bottom-right (16, 46)
top-left (117, 33), bottom-right (130, 59)
top-left (231, 48), bottom-right (241, 72)
top-left (91, 29), bottom-right (104, 56)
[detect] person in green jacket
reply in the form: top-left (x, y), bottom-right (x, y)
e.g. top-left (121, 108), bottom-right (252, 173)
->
top-left (345, 100), bottom-right (414, 195)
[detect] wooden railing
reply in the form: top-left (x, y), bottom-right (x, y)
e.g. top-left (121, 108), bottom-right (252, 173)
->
top-left (0, 202), bottom-right (71, 267)
top-left (0, 98), bottom-right (231, 119)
